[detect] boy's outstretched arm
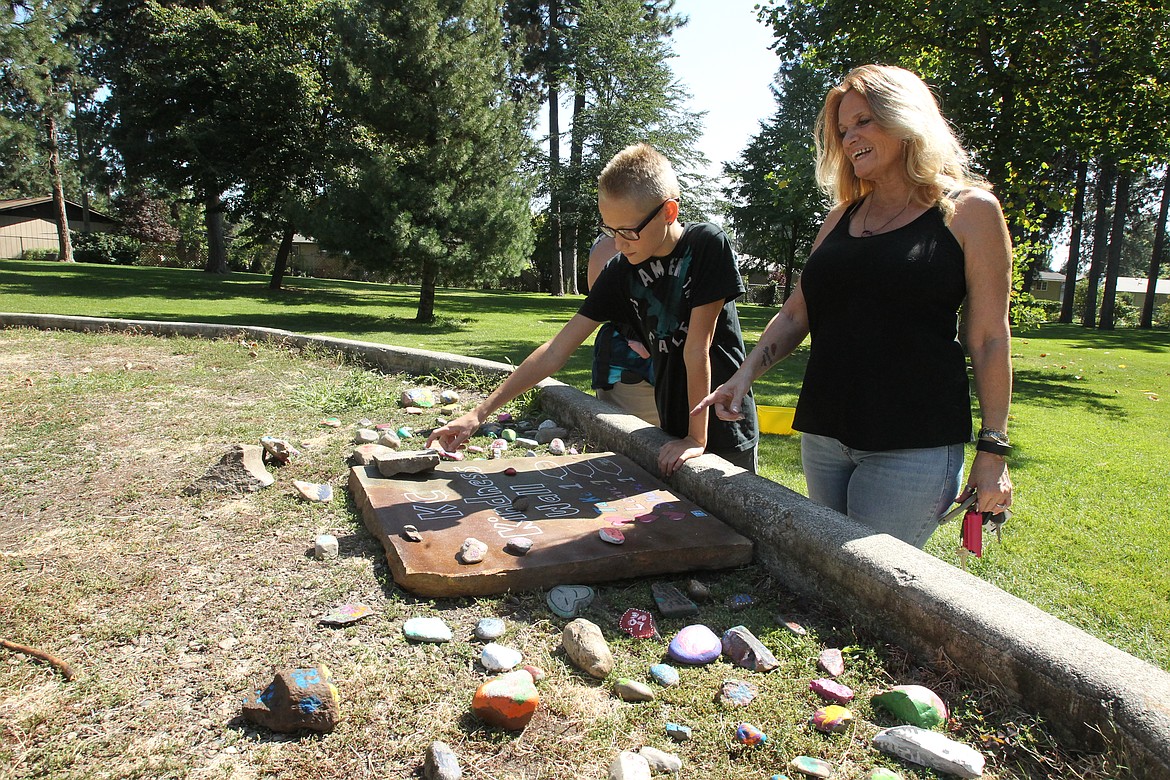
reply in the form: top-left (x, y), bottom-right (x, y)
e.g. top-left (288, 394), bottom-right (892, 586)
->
top-left (426, 314), bottom-right (601, 452)
top-left (659, 298), bottom-right (723, 477)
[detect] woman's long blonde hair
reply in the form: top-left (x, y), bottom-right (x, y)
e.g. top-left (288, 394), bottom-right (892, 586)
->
top-left (814, 64), bottom-right (989, 218)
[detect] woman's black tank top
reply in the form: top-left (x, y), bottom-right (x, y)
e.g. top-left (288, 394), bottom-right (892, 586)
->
top-left (794, 198), bottom-right (971, 450)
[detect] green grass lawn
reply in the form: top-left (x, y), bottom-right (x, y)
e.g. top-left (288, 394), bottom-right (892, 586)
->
top-left (3, 258), bottom-right (1168, 671)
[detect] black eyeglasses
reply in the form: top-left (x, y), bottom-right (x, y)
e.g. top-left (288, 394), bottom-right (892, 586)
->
top-left (597, 199), bottom-right (675, 241)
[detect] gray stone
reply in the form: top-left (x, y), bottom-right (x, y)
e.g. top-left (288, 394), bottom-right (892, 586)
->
top-left (613, 677), bottom-right (655, 702)
top-left (183, 444), bottom-right (274, 495)
top-left (374, 449), bottom-right (440, 477)
top-left (458, 537), bottom-right (488, 564)
top-left (505, 537), bottom-right (533, 555)
top-left (609, 751), bottom-right (651, 780)
top-left (686, 579), bottom-right (713, 603)
top-left (475, 617), bottom-right (507, 641)
top-left (818, 648), bottom-right (845, 677)
top-left (516, 437), bottom-right (539, 448)
top-left (536, 426), bottom-right (569, 444)
top-left (651, 583), bottom-right (699, 617)
top-left (423, 740), bottom-right (462, 780)
top-left (721, 625), bottom-right (779, 672)
top-left (377, 431), bottom-right (402, 450)
top-left (638, 746), bottom-right (681, 774)
top-left (402, 525), bottom-right (423, 542)
top-left (349, 443), bottom-right (396, 466)
top-left (872, 726), bottom-right (985, 779)
top-left (260, 436), bottom-right (299, 464)
top-left (313, 534), bottom-right (339, 559)
top-left (562, 618), bottom-right (613, 679)
top-left (354, 428), bottom-right (379, 444)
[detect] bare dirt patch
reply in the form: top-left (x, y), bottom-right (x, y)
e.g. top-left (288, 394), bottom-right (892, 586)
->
top-left (0, 328), bottom-right (1125, 779)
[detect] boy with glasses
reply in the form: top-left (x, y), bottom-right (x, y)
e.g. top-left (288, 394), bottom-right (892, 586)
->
top-left (428, 143), bottom-right (758, 476)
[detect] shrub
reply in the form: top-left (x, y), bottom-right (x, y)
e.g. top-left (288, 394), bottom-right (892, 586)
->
top-left (71, 232), bottom-right (142, 266)
top-left (20, 248), bottom-right (58, 261)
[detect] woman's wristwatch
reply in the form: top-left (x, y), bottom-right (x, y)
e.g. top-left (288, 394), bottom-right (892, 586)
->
top-left (975, 427), bottom-right (1011, 456)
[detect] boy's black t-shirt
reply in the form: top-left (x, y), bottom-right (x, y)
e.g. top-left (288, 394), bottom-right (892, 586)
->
top-left (578, 222), bottom-right (758, 454)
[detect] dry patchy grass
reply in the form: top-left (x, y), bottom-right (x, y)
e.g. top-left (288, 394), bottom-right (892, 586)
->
top-left (0, 328), bottom-right (1128, 779)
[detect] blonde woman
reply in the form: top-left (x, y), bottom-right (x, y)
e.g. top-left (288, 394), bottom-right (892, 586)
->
top-left (694, 65), bottom-right (1013, 547)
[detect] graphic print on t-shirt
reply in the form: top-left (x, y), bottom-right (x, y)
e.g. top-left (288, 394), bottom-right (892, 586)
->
top-left (630, 249), bottom-right (692, 356)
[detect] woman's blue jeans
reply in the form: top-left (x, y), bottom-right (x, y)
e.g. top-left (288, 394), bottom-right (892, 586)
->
top-left (800, 432), bottom-right (964, 548)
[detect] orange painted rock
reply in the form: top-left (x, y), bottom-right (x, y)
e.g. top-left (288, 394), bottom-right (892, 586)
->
top-left (472, 670), bottom-right (539, 730)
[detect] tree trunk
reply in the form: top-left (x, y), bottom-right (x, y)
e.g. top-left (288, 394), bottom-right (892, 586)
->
top-left (562, 86), bottom-right (586, 296)
top-left (203, 193), bottom-right (229, 274)
top-left (45, 115), bottom-right (74, 263)
top-left (1140, 167), bottom-right (1169, 329)
top-left (269, 224), bottom-right (294, 290)
top-left (416, 256), bottom-right (437, 323)
top-left (1081, 160), bottom-right (1115, 327)
top-left (1059, 160), bottom-right (1088, 323)
top-left (546, 0), bottom-right (564, 296)
top-left (1097, 170), bottom-right (1131, 330)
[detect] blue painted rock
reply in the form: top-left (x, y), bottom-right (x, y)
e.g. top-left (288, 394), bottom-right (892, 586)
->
top-left (871, 685), bottom-right (948, 728)
top-left (613, 677), bottom-right (655, 702)
top-left (811, 704), bottom-right (854, 733)
top-left (546, 585), bottom-right (595, 618)
top-left (668, 624), bottom-right (722, 664)
top-left (872, 725), bottom-right (985, 778)
top-left (481, 643), bottom-right (523, 673)
top-left (242, 665), bottom-right (340, 733)
top-left (818, 648), bottom-right (846, 677)
top-left (320, 417), bottom-right (342, 427)
top-left (735, 722), bottom-right (767, 745)
top-left (475, 617), bottom-right (506, 641)
top-left (726, 593), bottom-right (754, 611)
top-left (649, 663), bottom-right (680, 687)
top-left (665, 722), bottom-right (692, 742)
top-left (769, 776), bottom-right (792, 780)
top-left (716, 679), bottom-right (759, 707)
top-left (810, 678), bottom-right (855, 704)
top-left (400, 387), bottom-right (435, 408)
top-left (561, 618), bottom-right (613, 678)
top-left (439, 389), bottom-right (460, 404)
top-left (472, 670), bottom-right (539, 730)
top-left (403, 617), bottom-right (452, 643)
top-left (788, 756), bottom-right (834, 778)
top-left (424, 740), bottom-right (462, 780)
top-left (295, 481), bottom-right (333, 503)
top-left (721, 625), bottom-right (779, 672)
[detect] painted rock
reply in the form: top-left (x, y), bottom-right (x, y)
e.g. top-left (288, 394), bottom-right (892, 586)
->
top-left (561, 618), bottom-right (613, 679)
top-left (769, 776), bottom-right (792, 780)
top-left (396, 426), bottom-right (414, 439)
top-left (811, 704), bottom-right (854, 733)
top-left (665, 722), bottom-right (692, 742)
top-left (546, 585), bottom-right (594, 618)
top-left (260, 436), bottom-right (299, 464)
top-left (490, 438), bottom-right (509, 452)
top-left (735, 721), bottom-right (767, 745)
top-left (521, 664), bottom-right (545, 682)
top-left (716, 679), bottom-right (759, 707)
top-left (458, 537), bottom-right (488, 564)
top-left (505, 537), bottom-right (533, 555)
top-left (788, 756), bottom-right (834, 778)
top-left (313, 534), bottom-right (339, 559)
top-left (403, 617), bottom-right (452, 643)
top-left (319, 603), bottom-right (373, 626)
top-left (649, 663), bottom-right (680, 687)
top-left (721, 625), bottom-right (779, 672)
top-left (872, 725), bottom-right (985, 779)
top-left (503, 467), bottom-right (518, 476)
top-left (320, 417), bottom-right (342, 427)
top-left (241, 665), bottom-right (340, 733)
top-left (868, 769), bottom-right (904, 780)
top-left (777, 613), bottom-right (807, 635)
top-left (668, 624), bottom-right (722, 664)
top-left (437, 449), bottom-right (464, 461)
top-left (818, 648), bottom-right (846, 677)
top-left (497, 412), bottom-right (513, 423)
top-left (472, 670), bottom-right (539, 730)
top-left (651, 582), bottom-right (699, 617)
top-left (294, 480), bottom-right (333, 503)
top-left (613, 677), bottom-right (655, 702)
top-left (619, 608), bottom-right (657, 639)
top-left (872, 685), bottom-right (948, 728)
top-left (423, 740), bottom-right (462, 780)
top-left (501, 428), bottom-right (517, 442)
top-left (402, 525), bottom-right (423, 542)
top-left (481, 643), bottom-right (522, 673)
top-left (548, 437), bottom-right (567, 455)
top-left (638, 746), bottom-right (681, 774)
top-left (400, 387), bottom-right (435, 408)
top-left (726, 593), bottom-right (755, 611)
top-left (810, 677), bottom-right (855, 704)
top-left (354, 428), bottom-right (379, 444)
top-left (475, 617), bottom-right (506, 641)
top-left (599, 527), bottom-right (625, 545)
top-left (439, 389), bottom-right (460, 404)
top-left (608, 751), bottom-right (651, 780)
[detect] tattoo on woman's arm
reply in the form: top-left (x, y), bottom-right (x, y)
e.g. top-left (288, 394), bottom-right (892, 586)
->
top-left (760, 344), bottom-right (778, 368)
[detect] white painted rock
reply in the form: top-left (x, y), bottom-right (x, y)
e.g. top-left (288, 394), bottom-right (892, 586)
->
top-left (609, 751), bottom-right (651, 780)
top-left (313, 534), bottom-right (339, 559)
top-left (873, 725), bottom-right (985, 779)
top-left (481, 643), bottom-right (523, 672)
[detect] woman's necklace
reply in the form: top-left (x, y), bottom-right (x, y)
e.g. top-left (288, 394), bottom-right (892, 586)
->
top-left (860, 195), bottom-right (913, 236)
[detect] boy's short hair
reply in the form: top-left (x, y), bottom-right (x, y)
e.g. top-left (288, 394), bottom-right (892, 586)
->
top-left (598, 143), bottom-right (681, 204)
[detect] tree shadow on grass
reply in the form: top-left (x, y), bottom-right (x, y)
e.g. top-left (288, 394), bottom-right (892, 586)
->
top-left (1012, 368), bottom-right (1127, 417)
top-left (1027, 323), bottom-right (1170, 354)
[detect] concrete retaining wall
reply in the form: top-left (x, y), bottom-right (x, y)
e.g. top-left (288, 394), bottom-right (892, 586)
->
top-left (4, 312), bottom-right (1168, 778)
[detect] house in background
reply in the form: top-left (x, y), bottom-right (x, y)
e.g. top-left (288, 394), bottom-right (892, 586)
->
top-left (1032, 271), bottom-right (1170, 311)
top-left (0, 197), bottom-right (119, 259)
top-left (1030, 270), bottom-right (1066, 301)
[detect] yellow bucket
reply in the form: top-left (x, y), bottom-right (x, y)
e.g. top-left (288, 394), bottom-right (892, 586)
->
top-left (757, 405), bottom-right (796, 435)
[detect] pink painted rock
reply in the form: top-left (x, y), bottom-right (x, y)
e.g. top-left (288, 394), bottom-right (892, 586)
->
top-left (811, 704), bottom-right (854, 733)
top-left (735, 722), bottom-right (766, 745)
top-left (242, 665), bottom-right (340, 733)
top-left (872, 685), bottom-right (948, 728)
top-left (810, 677), bottom-right (855, 704)
top-left (599, 527), bottom-right (625, 545)
top-left (668, 624), bottom-right (722, 665)
top-left (818, 647), bottom-right (846, 677)
top-left (472, 670), bottom-right (539, 730)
